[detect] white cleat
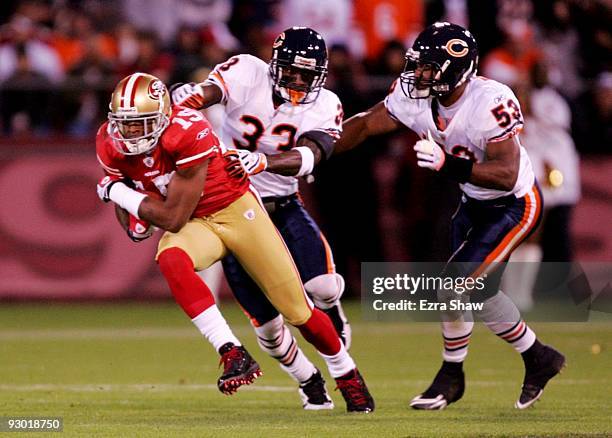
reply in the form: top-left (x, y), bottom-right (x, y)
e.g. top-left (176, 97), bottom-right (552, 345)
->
top-left (410, 394), bottom-right (448, 410)
top-left (299, 370), bottom-right (334, 410)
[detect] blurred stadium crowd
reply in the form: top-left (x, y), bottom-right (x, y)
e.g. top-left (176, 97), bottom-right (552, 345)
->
top-left (0, 0), bottom-right (610, 294)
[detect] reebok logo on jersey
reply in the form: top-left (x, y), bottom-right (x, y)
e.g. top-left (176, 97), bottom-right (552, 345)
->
top-left (197, 128), bottom-right (210, 140)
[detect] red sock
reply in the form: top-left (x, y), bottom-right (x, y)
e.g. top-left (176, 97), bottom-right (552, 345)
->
top-left (296, 308), bottom-right (341, 356)
top-left (157, 248), bottom-right (215, 318)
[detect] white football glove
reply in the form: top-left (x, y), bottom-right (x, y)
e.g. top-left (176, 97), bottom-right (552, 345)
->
top-left (171, 82), bottom-right (205, 108)
top-left (97, 175), bottom-right (124, 203)
top-left (414, 130), bottom-right (446, 171)
top-left (224, 149), bottom-right (268, 177)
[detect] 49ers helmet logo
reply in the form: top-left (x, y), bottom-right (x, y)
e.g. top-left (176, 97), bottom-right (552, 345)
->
top-left (445, 39), bottom-right (469, 57)
top-left (148, 80), bottom-right (166, 100)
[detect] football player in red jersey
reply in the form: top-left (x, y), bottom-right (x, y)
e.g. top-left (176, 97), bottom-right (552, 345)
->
top-left (95, 73), bottom-right (374, 411)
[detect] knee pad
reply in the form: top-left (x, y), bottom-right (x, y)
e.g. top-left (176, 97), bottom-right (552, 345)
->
top-left (304, 273), bottom-right (345, 307)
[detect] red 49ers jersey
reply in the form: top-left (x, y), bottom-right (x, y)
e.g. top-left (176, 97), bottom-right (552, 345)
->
top-left (96, 105), bottom-right (249, 217)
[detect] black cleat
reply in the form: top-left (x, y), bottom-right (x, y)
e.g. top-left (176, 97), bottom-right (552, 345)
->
top-left (217, 343), bottom-right (262, 395)
top-left (322, 304), bottom-right (352, 350)
top-left (335, 369), bottom-right (374, 413)
top-left (410, 361), bottom-right (465, 410)
top-left (299, 370), bottom-right (334, 410)
top-left (516, 344), bottom-right (565, 409)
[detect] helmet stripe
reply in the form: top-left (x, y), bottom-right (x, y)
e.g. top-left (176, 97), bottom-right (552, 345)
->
top-left (119, 77), bottom-right (129, 108)
top-left (121, 73), bottom-right (143, 109)
top-left (129, 75), bottom-right (143, 107)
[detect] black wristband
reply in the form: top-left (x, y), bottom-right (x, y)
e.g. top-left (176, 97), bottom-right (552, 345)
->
top-left (441, 153), bottom-right (473, 183)
top-left (298, 130), bottom-right (336, 160)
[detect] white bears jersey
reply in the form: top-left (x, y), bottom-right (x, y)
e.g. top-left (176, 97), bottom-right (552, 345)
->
top-left (385, 76), bottom-right (535, 200)
top-left (206, 54), bottom-right (343, 198)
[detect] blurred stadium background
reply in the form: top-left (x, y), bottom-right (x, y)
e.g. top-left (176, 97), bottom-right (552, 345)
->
top-left (1, 1), bottom-right (611, 436)
top-left (0, 0), bottom-right (612, 437)
top-left (0, 0), bottom-right (610, 301)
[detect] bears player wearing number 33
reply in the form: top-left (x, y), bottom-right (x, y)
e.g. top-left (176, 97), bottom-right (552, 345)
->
top-left (96, 72), bottom-right (373, 411)
top-left (170, 27), bottom-right (374, 412)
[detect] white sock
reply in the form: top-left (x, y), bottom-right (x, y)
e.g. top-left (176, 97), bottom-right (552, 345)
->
top-left (441, 319), bottom-right (474, 362)
top-left (191, 305), bottom-right (241, 352)
top-left (253, 316), bottom-right (316, 383)
top-left (476, 291), bottom-right (537, 353)
top-left (488, 319), bottom-right (537, 353)
top-left (319, 343), bottom-right (355, 378)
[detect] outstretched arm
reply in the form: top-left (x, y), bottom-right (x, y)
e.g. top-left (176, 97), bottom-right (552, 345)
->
top-left (264, 136), bottom-right (323, 176)
top-left (224, 130), bottom-right (336, 177)
top-left (228, 102), bottom-right (403, 177)
top-left (333, 101), bottom-right (402, 155)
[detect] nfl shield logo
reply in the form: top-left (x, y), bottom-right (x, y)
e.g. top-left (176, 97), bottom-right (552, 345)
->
top-left (143, 156), bottom-right (154, 167)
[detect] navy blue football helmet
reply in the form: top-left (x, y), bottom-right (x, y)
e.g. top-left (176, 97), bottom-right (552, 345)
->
top-left (269, 27), bottom-right (328, 104)
top-left (400, 22), bottom-right (479, 99)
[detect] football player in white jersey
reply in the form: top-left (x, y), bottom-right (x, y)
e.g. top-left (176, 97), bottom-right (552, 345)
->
top-left (337, 22), bottom-right (565, 411)
top-left (171, 27), bottom-right (373, 412)
top-left (236, 22), bottom-right (566, 411)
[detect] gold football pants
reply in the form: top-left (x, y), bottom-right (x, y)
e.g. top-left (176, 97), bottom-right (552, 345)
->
top-left (156, 190), bottom-right (312, 325)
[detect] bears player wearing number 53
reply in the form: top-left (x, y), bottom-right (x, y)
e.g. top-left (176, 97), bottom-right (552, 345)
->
top-left (96, 72), bottom-right (373, 412)
top-left (332, 22), bottom-right (565, 410)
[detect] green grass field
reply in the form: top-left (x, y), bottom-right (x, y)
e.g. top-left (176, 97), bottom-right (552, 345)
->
top-left (0, 302), bottom-right (610, 437)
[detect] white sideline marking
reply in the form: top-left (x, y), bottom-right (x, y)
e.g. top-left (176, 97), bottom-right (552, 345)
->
top-left (0, 379), bottom-right (597, 394)
top-left (0, 322), bottom-right (608, 341)
top-left (0, 383), bottom-right (294, 393)
top-left (0, 327), bottom-right (252, 341)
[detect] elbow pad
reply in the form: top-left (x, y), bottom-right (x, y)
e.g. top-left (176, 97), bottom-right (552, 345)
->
top-left (298, 129), bottom-right (338, 161)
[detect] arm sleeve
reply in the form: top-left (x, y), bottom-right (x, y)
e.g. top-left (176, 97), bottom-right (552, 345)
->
top-left (471, 84), bottom-right (524, 144)
top-left (383, 80), bottom-right (416, 127)
top-left (204, 54), bottom-right (264, 107)
top-left (95, 124), bottom-right (124, 177)
top-left (297, 92), bottom-right (343, 159)
top-left (314, 92), bottom-right (343, 138)
top-left (166, 112), bottom-right (220, 170)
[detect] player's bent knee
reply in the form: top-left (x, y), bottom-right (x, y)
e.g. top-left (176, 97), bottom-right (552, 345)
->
top-left (156, 233), bottom-right (193, 262)
top-left (157, 247), bottom-right (193, 277)
top-left (262, 281), bottom-right (313, 326)
top-left (304, 273), bottom-right (345, 305)
top-left (283, 307), bottom-right (312, 327)
top-left (156, 231), bottom-right (217, 271)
